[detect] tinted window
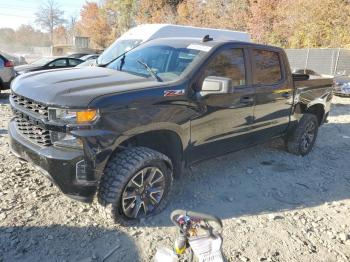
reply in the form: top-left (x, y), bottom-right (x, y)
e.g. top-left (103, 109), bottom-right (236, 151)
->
top-left (202, 49), bottom-right (246, 87)
top-left (253, 50), bottom-right (282, 85)
top-left (68, 59), bottom-right (82, 66)
top-left (48, 59), bottom-right (67, 67)
top-left (0, 57), bottom-right (4, 68)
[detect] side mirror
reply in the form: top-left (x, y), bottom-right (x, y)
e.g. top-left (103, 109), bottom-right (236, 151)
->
top-left (199, 76), bottom-right (232, 97)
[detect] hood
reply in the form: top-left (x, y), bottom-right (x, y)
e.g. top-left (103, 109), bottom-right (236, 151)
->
top-left (15, 64), bottom-right (41, 72)
top-left (11, 67), bottom-right (161, 107)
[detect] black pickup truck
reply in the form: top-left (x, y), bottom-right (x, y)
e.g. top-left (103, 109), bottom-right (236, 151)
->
top-left (9, 37), bottom-right (333, 224)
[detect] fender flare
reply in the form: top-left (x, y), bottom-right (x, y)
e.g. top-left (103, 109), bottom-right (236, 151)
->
top-left (112, 122), bottom-right (189, 152)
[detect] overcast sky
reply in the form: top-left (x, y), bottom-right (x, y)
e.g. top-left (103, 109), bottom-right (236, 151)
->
top-left (0, 0), bottom-right (99, 30)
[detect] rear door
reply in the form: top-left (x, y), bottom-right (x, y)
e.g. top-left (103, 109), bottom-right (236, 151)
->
top-left (189, 45), bottom-right (256, 162)
top-left (250, 48), bottom-right (293, 138)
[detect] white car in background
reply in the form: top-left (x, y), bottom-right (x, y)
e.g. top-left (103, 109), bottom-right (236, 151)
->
top-left (0, 54), bottom-right (15, 93)
top-left (80, 54), bottom-right (99, 61)
top-left (76, 54), bottom-right (100, 68)
top-left (96, 24), bottom-right (251, 66)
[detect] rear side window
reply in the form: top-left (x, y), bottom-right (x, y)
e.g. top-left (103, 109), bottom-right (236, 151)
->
top-left (68, 59), bottom-right (81, 66)
top-left (203, 48), bottom-right (246, 86)
top-left (253, 49), bottom-right (282, 85)
top-left (48, 59), bottom-right (67, 67)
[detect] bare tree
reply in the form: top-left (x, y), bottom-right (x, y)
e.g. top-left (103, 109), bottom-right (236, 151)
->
top-left (35, 0), bottom-right (66, 46)
top-left (67, 15), bottom-right (78, 45)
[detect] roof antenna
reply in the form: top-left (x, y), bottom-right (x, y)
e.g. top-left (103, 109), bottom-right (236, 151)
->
top-left (202, 35), bottom-right (213, 42)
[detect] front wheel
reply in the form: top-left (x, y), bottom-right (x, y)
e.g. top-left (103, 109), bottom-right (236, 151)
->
top-left (98, 147), bottom-right (173, 225)
top-left (286, 113), bottom-right (319, 156)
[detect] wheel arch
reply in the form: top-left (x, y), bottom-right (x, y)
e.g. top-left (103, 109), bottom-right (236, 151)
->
top-left (118, 129), bottom-right (185, 178)
top-left (306, 103), bottom-right (325, 126)
top-left (98, 123), bottom-right (189, 179)
top-left (294, 102), bottom-right (325, 126)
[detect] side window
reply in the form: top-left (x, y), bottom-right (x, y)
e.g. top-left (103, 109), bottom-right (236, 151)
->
top-left (253, 49), bottom-right (282, 85)
top-left (202, 48), bottom-right (246, 87)
top-left (69, 59), bottom-right (81, 66)
top-left (0, 57), bottom-right (4, 68)
top-left (48, 59), bottom-right (67, 67)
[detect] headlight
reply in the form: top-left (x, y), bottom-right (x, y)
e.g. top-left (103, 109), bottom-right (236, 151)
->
top-left (48, 108), bottom-right (98, 149)
top-left (48, 108), bottom-right (98, 124)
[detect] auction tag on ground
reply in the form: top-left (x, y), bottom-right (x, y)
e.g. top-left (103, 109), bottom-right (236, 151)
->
top-left (187, 44), bottom-right (212, 52)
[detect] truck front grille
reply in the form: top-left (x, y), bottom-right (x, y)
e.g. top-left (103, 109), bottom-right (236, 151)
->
top-left (11, 93), bottom-right (48, 117)
top-left (14, 117), bottom-right (52, 146)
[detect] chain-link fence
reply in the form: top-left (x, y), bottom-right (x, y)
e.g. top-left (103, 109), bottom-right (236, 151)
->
top-left (285, 48), bottom-right (350, 76)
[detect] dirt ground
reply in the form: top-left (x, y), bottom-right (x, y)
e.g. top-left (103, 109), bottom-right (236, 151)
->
top-left (0, 89), bottom-right (349, 262)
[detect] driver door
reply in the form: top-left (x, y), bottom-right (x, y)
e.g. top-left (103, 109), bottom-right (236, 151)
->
top-left (189, 46), bottom-right (256, 162)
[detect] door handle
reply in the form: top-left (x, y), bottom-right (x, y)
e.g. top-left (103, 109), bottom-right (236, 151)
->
top-left (240, 96), bottom-right (254, 104)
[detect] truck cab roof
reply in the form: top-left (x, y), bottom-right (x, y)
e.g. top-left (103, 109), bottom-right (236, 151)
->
top-left (97, 24), bottom-right (251, 65)
top-left (119, 24), bottom-right (251, 42)
top-left (133, 36), bottom-right (284, 53)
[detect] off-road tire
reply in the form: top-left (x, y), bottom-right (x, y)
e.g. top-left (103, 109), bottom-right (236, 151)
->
top-left (286, 113), bottom-right (319, 156)
top-left (98, 147), bottom-right (173, 225)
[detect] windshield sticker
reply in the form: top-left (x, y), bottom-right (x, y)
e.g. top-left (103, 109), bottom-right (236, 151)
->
top-left (164, 89), bottom-right (185, 97)
top-left (187, 44), bottom-right (212, 52)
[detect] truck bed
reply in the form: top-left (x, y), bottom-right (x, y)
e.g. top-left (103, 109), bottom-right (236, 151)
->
top-left (294, 76), bottom-right (334, 103)
top-left (295, 77), bottom-right (333, 90)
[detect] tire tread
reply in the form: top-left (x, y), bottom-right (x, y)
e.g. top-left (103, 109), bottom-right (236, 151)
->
top-left (286, 113), bottom-right (319, 156)
top-left (97, 147), bottom-right (173, 225)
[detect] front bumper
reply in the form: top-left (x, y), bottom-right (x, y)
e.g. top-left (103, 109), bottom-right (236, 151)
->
top-left (8, 119), bottom-right (98, 202)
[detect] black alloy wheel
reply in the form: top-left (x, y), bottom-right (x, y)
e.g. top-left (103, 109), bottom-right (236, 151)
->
top-left (286, 113), bottom-right (319, 156)
top-left (121, 166), bottom-right (166, 219)
top-left (300, 120), bottom-right (316, 153)
top-left (98, 147), bottom-right (173, 225)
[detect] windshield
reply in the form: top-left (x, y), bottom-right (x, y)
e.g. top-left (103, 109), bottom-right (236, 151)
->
top-left (107, 40), bottom-right (208, 82)
top-left (97, 39), bottom-right (142, 65)
top-left (31, 57), bottom-right (52, 66)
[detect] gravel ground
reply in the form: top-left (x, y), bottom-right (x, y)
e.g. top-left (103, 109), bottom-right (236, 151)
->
top-left (0, 89), bottom-right (349, 262)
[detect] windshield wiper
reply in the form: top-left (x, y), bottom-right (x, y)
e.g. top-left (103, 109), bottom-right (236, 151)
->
top-left (118, 53), bottom-right (126, 71)
top-left (98, 52), bottom-right (126, 68)
top-left (137, 59), bottom-right (162, 82)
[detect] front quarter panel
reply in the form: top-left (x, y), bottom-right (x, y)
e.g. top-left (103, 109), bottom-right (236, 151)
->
top-left (84, 82), bottom-right (194, 177)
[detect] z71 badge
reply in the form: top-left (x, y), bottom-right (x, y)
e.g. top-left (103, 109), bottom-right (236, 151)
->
top-left (164, 89), bottom-right (185, 97)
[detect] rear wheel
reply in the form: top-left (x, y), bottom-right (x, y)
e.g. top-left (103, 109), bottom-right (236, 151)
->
top-left (98, 147), bottom-right (173, 225)
top-left (286, 113), bottom-right (319, 156)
